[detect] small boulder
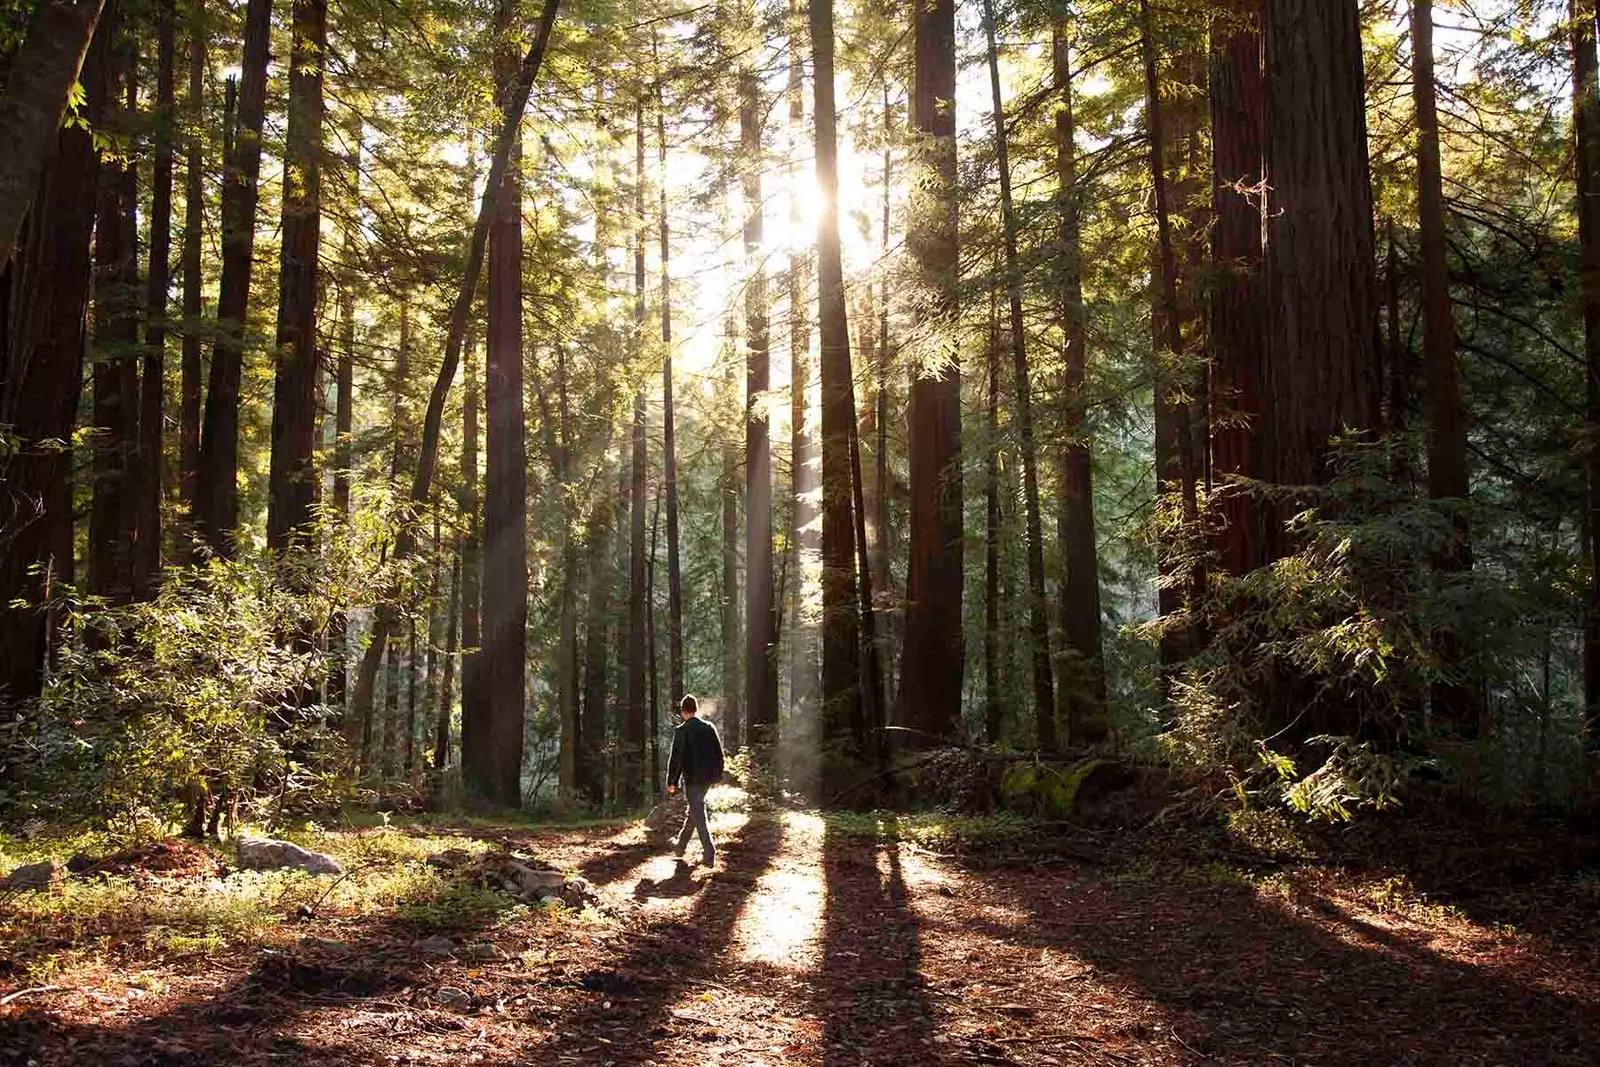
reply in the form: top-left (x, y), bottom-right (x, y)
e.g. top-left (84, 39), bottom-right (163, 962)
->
top-left (235, 837), bottom-right (343, 876)
top-left (460, 942), bottom-right (505, 962)
top-left (414, 935), bottom-right (457, 958)
top-left (2, 859), bottom-right (58, 891)
top-left (435, 985), bottom-right (474, 1009)
top-left (425, 848), bottom-right (473, 870)
top-left (485, 858), bottom-right (566, 899)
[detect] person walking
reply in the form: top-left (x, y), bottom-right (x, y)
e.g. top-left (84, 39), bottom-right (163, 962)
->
top-left (666, 694), bottom-right (725, 866)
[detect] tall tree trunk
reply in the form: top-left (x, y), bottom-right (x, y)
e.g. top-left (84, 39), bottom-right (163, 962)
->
top-left (656, 42), bottom-right (685, 715)
top-left (581, 469), bottom-right (614, 805)
top-left (267, 0), bottom-right (326, 553)
top-left (647, 490), bottom-right (661, 790)
top-left (1208, 5), bottom-right (1265, 578)
top-left (1571, 0), bottom-right (1600, 747)
top-left (555, 341), bottom-right (580, 795)
top-left (0, 0), bottom-right (105, 269)
top-left (196, 0), bottom-right (271, 555)
top-left (722, 361), bottom-right (744, 751)
top-left (424, 511), bottom-right (443, 767)
top-left (787, 0), bottom-right (819, 723)
top-left (1412, 0), bottom-right (1475, 735)
top-left (470, 0), bottom-right (531, 808)
top-left (625, 96), bottom-right (649, 806)
top-left (89, 21), bottom-right (139, 604)
top-left (0, 33), bottom-right (102, 704)
top-left (1261, 0), bottom-right (1380, 509)
top-left (1141, 0), bottom-right (1204, 661)
top-left (984, 283), bottom-right (1003, 744)
top-left (179, 0), bottom-right (205, 530)
top-left (811, 0), bottom-right (863, 776)
top-left (741, 28), bottom-right (778, 746)
top-left (874, 82), bottom-right (896, 705)
top-left (1053, 22), bottom-right (1106, 743)
top-left (849, 309), bottom-right (885, 763)
top-left (405, 612), bottom-right (419, 777)
top-left (136, 0), bottom-right (176, 593)
top-left (898, 0), bottom-right (963, 746)
top-left (984, 0), bottom-right (1056, 749)
top-left (434, 549), bottom-right (460, 772)
top-left (329, 115), bottom-right (360, 712)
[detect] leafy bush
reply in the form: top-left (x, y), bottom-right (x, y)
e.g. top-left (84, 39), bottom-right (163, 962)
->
top-left (1, 549), bottom-right (360, 828)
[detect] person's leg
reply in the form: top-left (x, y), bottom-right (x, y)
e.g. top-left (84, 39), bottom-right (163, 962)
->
top-left (688, 782), bottom-right (715, 864)
top-left (675, 793), bottom-right (694, 856)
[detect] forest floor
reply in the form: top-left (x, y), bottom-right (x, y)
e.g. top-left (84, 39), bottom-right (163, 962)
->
top-left (1, 790), bottom-right (1598, 1066)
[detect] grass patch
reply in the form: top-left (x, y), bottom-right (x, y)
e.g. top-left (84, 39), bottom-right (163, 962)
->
top-left (824, 810), bottom-right (1035, 851)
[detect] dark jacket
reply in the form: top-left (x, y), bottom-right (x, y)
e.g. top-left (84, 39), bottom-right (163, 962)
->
top-left (667, 715), bottom-right (725, 789)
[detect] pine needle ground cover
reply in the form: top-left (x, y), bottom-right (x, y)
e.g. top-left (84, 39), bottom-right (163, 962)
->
top-left (2, 801), bottom-right (1597, 1065)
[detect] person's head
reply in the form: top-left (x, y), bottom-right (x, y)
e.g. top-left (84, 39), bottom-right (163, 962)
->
top-left (679, 694), bottom-right (698, 720)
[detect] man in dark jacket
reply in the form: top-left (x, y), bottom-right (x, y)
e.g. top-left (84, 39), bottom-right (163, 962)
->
top-left (666, 694), bottom-right (724, 866)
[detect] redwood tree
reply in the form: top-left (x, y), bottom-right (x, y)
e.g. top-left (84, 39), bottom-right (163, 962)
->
top-left (898, 0), bottom-right (963, 745)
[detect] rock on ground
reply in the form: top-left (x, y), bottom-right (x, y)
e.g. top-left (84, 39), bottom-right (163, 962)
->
top-left (235, 837), bottom-right (344, 876)
top-left (1, 859), bottom-right (58, 891)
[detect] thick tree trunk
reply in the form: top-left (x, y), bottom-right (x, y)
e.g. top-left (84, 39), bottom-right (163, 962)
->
top-left (267, 0), bottom-right (327, 554)
top-left (625, 97), bottom-right (649, 806)
top-left (89, 24), bottom-right (139, 604)
top-left (787, 2), bottom-right (820, 723)
top-left (136, 0), bottom-right (176, 593)
top-left (1261, 0), bottom-right (1381, 505)
top-left (196, 0), bottom-right (271, 555)
top-left (179, 0), bottom-right (205, 529)
top-left (898, 0), bottom-right (963, 746)
top-left (0, 45), bottom-right (101, 705)
top-left (1141, 0), bottom-right (1204, 668)
top-left (1208, 7), bottom-right (1265, 578)
top-left (1412, 0), bottom-right (1476, 735)
top-left (1053, 22), bottom-right (1106, 743)
top-left (874, 84), bottom-right (896, 705)
top-left (348, 0), bottom-right (560, 786)
top-left (984, 0), bottom-right (1056, 749)
top-left (811, 0), bottom-right (863, 776)
top-left (0, 0), bottom-right (105, 269)
top-left (741, 33), bottom-right (778, 746)
top-left (1571, 0), bottom-right (1600, 747)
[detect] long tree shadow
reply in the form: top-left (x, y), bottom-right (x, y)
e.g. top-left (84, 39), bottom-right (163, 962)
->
top-left (813, 819), bottom-right (942, 1066)
top-left (985, 865), bottom-right (1600, 1065)
top-left (518, 812), bottom-right (783, 1061)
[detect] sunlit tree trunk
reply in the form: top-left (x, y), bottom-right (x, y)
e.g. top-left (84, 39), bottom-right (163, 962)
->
top-left (812, 0), bottom-right (864, 777)
top-left (555, 340), bottom-right (580, 794)
top-left (1053, 21), bottom-right (1106, 743)
top-left (434, 550), bottom-right (460, 774)
top-left (197, 0), bottom-right (271, 554)
top-left (581, 466), bottom-right (614, 804)
top-left (984, 0), bottom-right (1055, 749)
top-left (722, 360), bottom-right (744, 751)
top-left (984, 282), bottom-right (1003, 744)
top-left (898, 0), bottom-right (963, 746)
top-left (267, 0), bottom-right (326, 555)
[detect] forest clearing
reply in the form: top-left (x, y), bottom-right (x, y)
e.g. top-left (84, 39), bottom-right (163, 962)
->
top-left (2, 790), bottom-right (1599, 1065)
top-left (6, 0), bottom-right (1600, 1060)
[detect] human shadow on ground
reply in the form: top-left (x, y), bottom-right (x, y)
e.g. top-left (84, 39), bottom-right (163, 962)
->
top-left (981, 863), bottom-right (1600, 1066)
top-left (633, 858), bottom-right (707, 900)
top-left (813, 821), bottom-right (943, 1066)
top-left (516, 813), bottom-right (783, 1061)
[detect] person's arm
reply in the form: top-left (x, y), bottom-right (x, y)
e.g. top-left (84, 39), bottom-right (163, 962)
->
top-left (666, 726), bottom-right (684, 793)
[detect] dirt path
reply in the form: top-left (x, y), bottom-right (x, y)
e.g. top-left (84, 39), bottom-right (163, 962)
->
top-left (2, 808), bottom-right (1597, 1065)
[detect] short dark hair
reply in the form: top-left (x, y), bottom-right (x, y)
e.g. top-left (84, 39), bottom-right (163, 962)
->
top-left (680, 694), bottom-right (698, 715)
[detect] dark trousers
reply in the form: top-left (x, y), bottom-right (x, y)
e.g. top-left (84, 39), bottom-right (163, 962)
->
top-left (676, 781), bottom-right (714, 862)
